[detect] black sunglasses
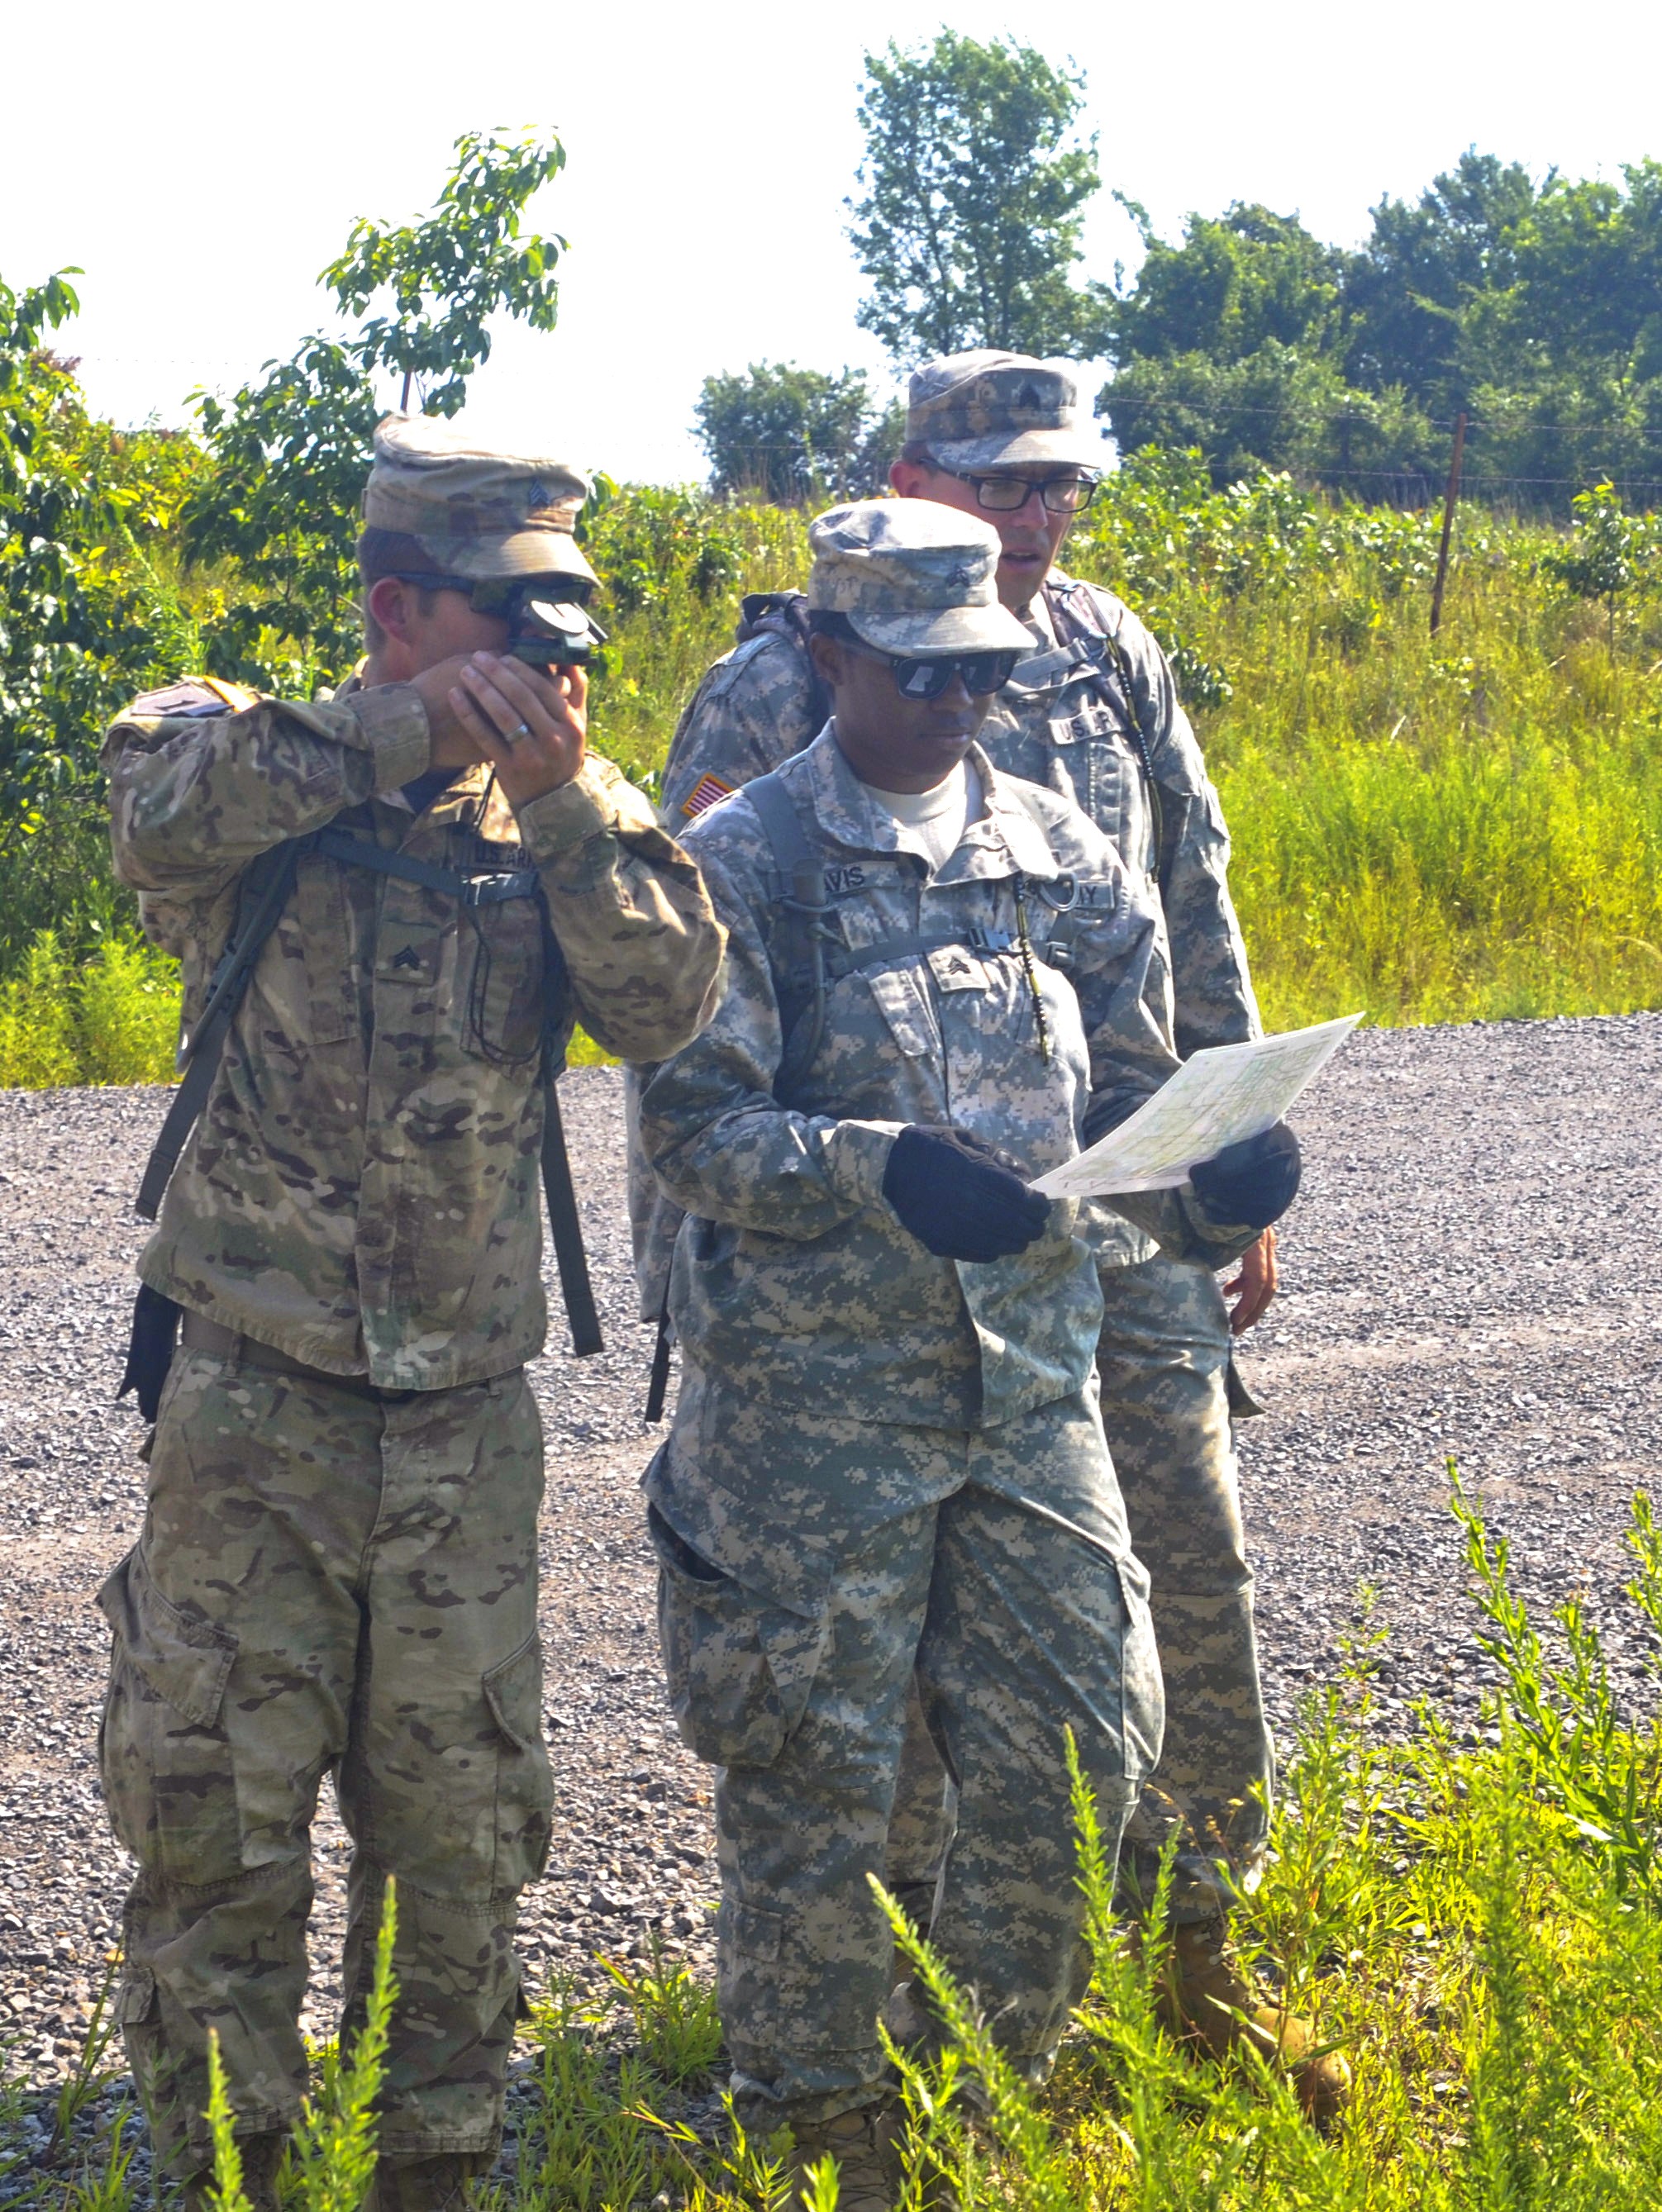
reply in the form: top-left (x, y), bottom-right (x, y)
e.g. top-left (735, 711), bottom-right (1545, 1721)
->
top-left (846, 638), bottom-right (1021, 700)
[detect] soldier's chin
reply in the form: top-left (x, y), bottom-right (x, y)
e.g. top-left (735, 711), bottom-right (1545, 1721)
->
top-left (915, 726), bottom-right (976, 763)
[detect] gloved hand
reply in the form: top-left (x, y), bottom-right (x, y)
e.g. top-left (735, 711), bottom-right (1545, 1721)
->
top-left (1188, 1120), bottom-right (1302, 1233)
top-left (882, 1123), bottom-right (1053, 1263)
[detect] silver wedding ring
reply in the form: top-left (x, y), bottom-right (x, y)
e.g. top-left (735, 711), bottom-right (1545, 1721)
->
top-left (509, 720), bottom-right (531, 742)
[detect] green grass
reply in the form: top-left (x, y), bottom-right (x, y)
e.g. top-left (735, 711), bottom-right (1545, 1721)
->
top-left (7, 473), bottom-right (1662, 1087)
top-left (0, 933), bottom-right (180, 1087)
top-left (9, 1478), bottom-right (1662, 2204)
top-left (1062, 468), bottom-right (1662, 1030)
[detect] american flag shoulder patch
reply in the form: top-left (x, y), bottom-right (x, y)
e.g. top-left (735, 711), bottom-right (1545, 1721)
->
top-left (682, 773), bottom-right (736, 819)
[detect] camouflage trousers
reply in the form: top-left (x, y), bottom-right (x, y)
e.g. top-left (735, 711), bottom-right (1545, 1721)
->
top-left (648, 1386), bottom-right (1164, 2135)
top-left (886, 1251), bottom-right (1273, 1927)
top-left (96, 1338), bottom-right (551, 2179)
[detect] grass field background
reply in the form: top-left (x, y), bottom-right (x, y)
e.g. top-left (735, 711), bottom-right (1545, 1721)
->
top-left (2, 466), bottom-right (1660, 1085)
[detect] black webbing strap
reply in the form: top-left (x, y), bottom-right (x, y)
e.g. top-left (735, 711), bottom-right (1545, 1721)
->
top-left (311, 826), bottom-right (540, 906)
top-left (821, 927), bottom-right (1011, 982)
top-left (136, 840), bottom-right (306, 1220)
top-left (133, 822), bottom-right (603, 1358)
top-left (743, 769), bottom-right (817, 881)
top-left (645, 1283), bottom-right (674, 1423)
top-left (540, 1079), bottom-right (603, 1358)
top-left (1046, 582), bottom-right (1166, 873)
top-left (737, 590), bottom-right (833, 739)
top-left (744, 771), bottom-right (832, 1100)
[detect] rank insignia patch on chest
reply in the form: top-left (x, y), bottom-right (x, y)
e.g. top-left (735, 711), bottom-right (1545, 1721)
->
top-left (682, 773), bottom-right (736, 819)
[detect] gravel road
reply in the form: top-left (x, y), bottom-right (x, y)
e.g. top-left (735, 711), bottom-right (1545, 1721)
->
top-left (2, 1016), bottom-right (1658, 2124)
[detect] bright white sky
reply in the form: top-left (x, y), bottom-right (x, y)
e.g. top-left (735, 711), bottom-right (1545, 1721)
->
top-left (6, 0), bottom-right (1660, 485)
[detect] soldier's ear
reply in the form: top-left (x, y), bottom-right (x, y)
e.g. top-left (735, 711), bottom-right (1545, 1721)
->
top-left (367, 576), bottom-right (417, 643)
top-left (807, 632), bottom-right (844, 690)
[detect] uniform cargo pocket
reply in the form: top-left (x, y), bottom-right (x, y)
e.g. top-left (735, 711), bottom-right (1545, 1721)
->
top-left (483, 1634), bottom-right (555, 1891)
top-left (294, 855), bottom-right (355, 1044)
top-left (461, 898), bottom-right (545, 1067)
top-left (96, 1549), bottom-right (243, 1883)
top-left (862, 964), bottom-right (939, 1059)
top-left (1113, 1551), bottom-right (1164, 1783)
top-left (717, 1899), bottom-right (786, 2050)
top-left (650, 1506), bottom-right (828, 1767)
top-left (114, 1966), bottom-right (157, 2029)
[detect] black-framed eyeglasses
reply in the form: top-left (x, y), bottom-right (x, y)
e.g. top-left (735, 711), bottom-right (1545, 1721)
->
top-left (936, 468), bottom-right (1100, 515)
top-left (845, 638), bottom-right (1021, 700)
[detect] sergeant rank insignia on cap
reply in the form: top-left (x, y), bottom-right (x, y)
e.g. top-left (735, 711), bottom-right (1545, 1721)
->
top-left (682, 773), bottom-right (736, 820)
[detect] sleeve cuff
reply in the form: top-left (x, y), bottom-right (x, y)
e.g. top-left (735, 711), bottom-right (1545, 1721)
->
top-left (345, 684), bottom-right (432, 792)
top-left (822, 1119), bottom-right (905, 1212)
top-left (515, 760), bottom-right (621, 863)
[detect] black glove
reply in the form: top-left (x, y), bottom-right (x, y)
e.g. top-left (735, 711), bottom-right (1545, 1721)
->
top-left (1188, 1120), bottom-right (1302, 1233)
top-left (882, 1124), bottom-right (1053, 1263)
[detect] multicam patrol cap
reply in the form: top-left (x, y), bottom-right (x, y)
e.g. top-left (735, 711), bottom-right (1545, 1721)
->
top-left (907, 350), bottom-right (1104, 473)
top-left (362, 414), bottom-right (598, 586)
top-left (807, 499), bottom-right (1032, 656)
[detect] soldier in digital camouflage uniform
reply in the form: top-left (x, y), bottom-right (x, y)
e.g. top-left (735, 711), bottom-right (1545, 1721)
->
top-left (635, 499), bottom-right (1302, 2205)
top-left (635, 352), bottom-right (1348, 2124)
top-left (98, 416), bottom-right (726, 2212)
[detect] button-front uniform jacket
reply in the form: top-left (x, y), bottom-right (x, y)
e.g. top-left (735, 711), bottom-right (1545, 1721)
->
top-left (104, 681), bottom-right (725, 1390)
top-left (636, 730), bottom-right (1187, 1438)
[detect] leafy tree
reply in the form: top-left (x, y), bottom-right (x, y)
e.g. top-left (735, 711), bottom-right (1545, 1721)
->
top-left (1106, 345), bottom-right (1441, 497)
top-left (692, 361), bottom-right (902, 502)
top-left (848, 33), bottom-right (1108, 365)
top-left (0, 274), bottom-right (219, 963)
top-left (1459, 162), bottom-right (1662, 501)
top-left (1345, 152), bottom-right (1539, 407)
top-left (1542, 479), bottom-right (1660, 649)
top-left (1107, 204), bottom-right (1349, 368)
top-left (0, 270), bottom-right (108, 835)
top-left (1098, 205), bottom-right (1442, 492)
top-left (180, 129), bottom-right (567, 689)
top-left (1095, 155), bottom-right (1662, 509)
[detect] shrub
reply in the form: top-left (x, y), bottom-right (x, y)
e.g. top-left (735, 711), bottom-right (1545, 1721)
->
top-left (0, 932), bottom-right (178, 1088)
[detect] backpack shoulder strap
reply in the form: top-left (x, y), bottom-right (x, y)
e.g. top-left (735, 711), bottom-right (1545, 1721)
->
top-left (734, 594), bottom-right (831, 744)
top-left (741, 772), bottom-right (836, 1101)
top-left (135, 837), bottom-right (307, 1220)
top-left (1045, 581), bottom-right (1166, 864)
top-left (743, 768), bottom-right (817, 883)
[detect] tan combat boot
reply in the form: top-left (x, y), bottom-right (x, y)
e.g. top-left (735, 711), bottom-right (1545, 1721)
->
top-left (183, 2130), bottom-right (284, 2212)
top-left (1160, 1917), bottom-right (1350, 2132)
top-left (787, 2101), bottom-right (904, 2212)
top-left (369, 2152), bottom-right (485, 2212)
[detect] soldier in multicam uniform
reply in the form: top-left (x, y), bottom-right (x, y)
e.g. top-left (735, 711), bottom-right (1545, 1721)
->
top-left (638, 351), bottom-right (1348, 2124)
top-left (97, 416), bottom-right (725, 2212)
top-left (635, 498), bottom-right (1302, 2206)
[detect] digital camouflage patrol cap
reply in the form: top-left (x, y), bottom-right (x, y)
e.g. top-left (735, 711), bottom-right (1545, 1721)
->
top-left (363, 414), bottom-right (598, 586)
top-left (807, 499), bottom-right (1031, 656)
top-left (907, 350), bottom-right (1103, 473)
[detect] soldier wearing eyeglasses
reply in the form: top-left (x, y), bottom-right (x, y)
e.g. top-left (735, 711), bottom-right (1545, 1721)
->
top-left (639, 354), bottom-right (1348, 2125)
top-left (635, 497), bottom-right (1302, 2204)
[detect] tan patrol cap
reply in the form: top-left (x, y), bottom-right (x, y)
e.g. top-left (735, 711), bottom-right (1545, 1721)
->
top-left (907, 350), bottom-right (1103, 473)
top-left (807, 500), bottom-right (1031, 656)
top-left (362, 414), bottom-right (598, 586)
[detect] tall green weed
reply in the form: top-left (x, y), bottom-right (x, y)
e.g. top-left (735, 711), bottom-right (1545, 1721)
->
top-left (8, 466), bottom-right (1662, 1073)
top-left (12, 1482), bottom-right (1662, 2203)
top-left (0, 933), bottom-right (178, 1087)
top-left (1067, 459), bottom-right (1662, 1026)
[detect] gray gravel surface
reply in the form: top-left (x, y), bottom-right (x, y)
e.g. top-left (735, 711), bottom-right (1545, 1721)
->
top-left (2, 1017), bottom-right (1659, 2134)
